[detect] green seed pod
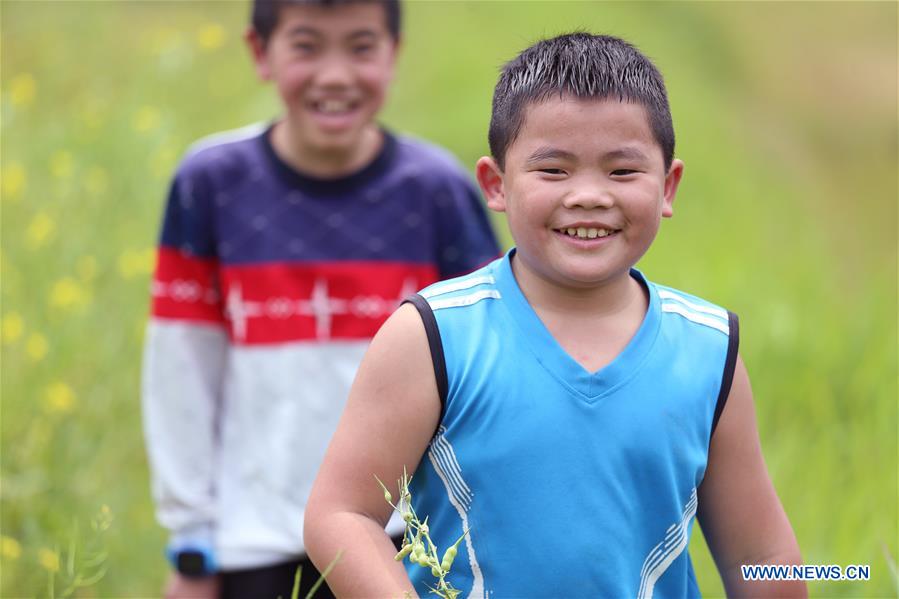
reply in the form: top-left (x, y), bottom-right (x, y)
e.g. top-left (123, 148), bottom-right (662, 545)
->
top-left (420, 523), bottom-right (429, 535)
top-left (431, 566), bottom-right (442, 578)
top-left (383, 489), bottom-right (392, 503)
top-left (441, 545), bottom-right (458, 570)
top-left (402, 511), bottom-right (413, 522)
top-left (394, 544), bottom-right (413, 562)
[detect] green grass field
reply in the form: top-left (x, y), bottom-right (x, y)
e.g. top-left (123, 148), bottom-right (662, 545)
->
top-left (2, 1), bottom-right (896, 597)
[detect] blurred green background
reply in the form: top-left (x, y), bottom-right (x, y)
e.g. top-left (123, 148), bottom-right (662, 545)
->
top-left (1, 1), bottom-right (896, 597)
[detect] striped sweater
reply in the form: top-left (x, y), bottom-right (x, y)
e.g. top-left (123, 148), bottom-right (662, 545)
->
top-left (141, 124), bottom-right (499, 569)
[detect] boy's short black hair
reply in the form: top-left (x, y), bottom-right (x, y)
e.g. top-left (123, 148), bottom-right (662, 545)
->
top-left (251, 0), bottom-right (401, 44)
top-left (488, 32), bottom-right (675, 171)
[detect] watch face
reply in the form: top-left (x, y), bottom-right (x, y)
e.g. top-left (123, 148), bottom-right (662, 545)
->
top-left (177, 550), bottom-right (208, 576)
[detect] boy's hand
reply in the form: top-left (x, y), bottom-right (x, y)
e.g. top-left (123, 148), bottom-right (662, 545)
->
top-left (697, 355), bottom-right (807, 598)
top-left (164, 572), bottom-right (220, 599)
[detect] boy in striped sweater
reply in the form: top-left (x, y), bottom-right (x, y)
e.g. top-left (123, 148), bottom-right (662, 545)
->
top-left (142, 1), bottom-right (498, 597)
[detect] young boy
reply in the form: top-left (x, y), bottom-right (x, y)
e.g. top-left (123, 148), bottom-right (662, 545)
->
top-left (141, 1), bottom-right (499, 597)
top-left (305, 33), bottom-right (805, 597)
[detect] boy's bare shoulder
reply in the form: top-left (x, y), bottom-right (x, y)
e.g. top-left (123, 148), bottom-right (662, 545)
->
top-left (365, 302), bottom-right (431, 369)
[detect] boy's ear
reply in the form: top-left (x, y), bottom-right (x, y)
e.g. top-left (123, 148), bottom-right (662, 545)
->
top-left (662, 159), bottom-right (684, 218)
top-left (476, 157), bottom-right (507, 213)
top-left (244, 27), bottom-right (271, 81)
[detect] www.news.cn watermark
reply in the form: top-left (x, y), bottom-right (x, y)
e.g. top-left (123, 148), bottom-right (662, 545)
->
top-left (742, 564), bottom-right (871, 581)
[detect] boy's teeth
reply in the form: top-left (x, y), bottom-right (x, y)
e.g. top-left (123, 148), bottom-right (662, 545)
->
top-left (561, 227), bottom-right (614, 239)
top-left (319, 100), bottom-right (351, 113)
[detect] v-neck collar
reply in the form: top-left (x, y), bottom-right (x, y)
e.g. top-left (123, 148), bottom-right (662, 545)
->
top-left (494, 249), bottom-right (661, 403)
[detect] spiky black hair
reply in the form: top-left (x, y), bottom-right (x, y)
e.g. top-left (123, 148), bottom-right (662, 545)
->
top-left (251, 0), bottom-right (401, 45)
top-left (488, 33), bottom-right (675, 170)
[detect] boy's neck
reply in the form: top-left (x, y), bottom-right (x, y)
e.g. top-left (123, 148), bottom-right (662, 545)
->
top-left (510, 253), bottom-right (649, 373)
top-left (271, 120), bottom-right (384, 179)
top-left (510, 253), bottom-right (647, 320)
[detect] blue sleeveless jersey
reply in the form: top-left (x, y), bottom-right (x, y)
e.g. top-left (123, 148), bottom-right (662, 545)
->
top-left (404, 250), bottom-right (738, 598)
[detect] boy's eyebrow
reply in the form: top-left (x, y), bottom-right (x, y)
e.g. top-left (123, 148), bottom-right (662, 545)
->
top-left (285, 27), bottom-right (381, 41)
top-left (524, 146), bottom-right (577, 165)
top-left (603, 147), bottom-right (651, 162)
top-left (346, 30), bottom-right (379, 41)
top-left (285, 26), bottom-right (322, 38)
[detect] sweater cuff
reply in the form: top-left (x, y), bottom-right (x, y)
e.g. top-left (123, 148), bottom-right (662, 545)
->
top-left (170, 522), bottom-right (214, 548)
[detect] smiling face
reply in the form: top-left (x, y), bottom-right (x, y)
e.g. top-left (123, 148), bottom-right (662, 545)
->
top-left (247, 2), bottom-right (397, 156)
top-left (477, 95), bottom-right (684, 292)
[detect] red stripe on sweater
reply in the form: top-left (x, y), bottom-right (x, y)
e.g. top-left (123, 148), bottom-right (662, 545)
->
top-left (150, 248), bottom-right (439, 344)
top-left (151, 248), bottom-right (226, 324)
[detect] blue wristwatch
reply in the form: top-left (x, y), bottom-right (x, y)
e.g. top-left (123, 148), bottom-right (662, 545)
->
top-left (166, 542), bottom-right (217, 577)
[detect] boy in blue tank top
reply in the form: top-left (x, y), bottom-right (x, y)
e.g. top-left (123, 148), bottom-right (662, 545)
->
top-left (306, 33), bottom-right (805, 598)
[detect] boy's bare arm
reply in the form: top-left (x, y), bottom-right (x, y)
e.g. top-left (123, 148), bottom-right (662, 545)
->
top-left (697, 355), bottom-right (807, 598)
top-left (305, 303), bottom-right (442, 597)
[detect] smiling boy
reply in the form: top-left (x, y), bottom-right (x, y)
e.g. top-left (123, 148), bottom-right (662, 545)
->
top-left (141, 1), bottom-right (498, 598)
top-left (305, 33), bottom-right (804, 597)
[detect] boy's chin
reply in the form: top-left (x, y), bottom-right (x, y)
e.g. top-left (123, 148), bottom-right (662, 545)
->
top-left (547, 260), bottom-right (632, 290)
top-left (288, 113), bottom-right (372, 152)
top-left (301, 129), bottom-right (370, 156)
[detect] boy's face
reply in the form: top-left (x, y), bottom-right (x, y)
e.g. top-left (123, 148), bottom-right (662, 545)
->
top-left (477, 95), bottom-right (684, 290)
top-left (247, 2), bottom-right (397, 154)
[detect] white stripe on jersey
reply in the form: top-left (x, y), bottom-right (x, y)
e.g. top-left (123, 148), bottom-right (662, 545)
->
top-left (421, 275), bottom-right (496, 299)
top-left (661, 303), bottom-right (729, 335)
top-left (657, 289), bottom-right (728, 320)
top-left (428, 427), bottom-right (486, 598)
top-left (428, 289), bottom-right (501, 311)
top-left (638, 488), bottom-right (699, 599)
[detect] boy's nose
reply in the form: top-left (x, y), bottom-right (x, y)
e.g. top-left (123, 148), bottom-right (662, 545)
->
top-left (561, 186), bottom-right (615, 210)
top-left (315, 56), bottom-right (354, 87)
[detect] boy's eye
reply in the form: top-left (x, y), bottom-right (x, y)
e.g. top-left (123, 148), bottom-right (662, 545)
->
top-left (611, 169), bottom-right (639, 176)
top-left (352, 44), bottom-right (375, 55)
top-left (293, 42), bottom-right (317, 54)
top-left (538, 168), bottom-right (566, 175)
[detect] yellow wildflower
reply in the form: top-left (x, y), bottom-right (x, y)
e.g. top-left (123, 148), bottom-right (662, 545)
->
top-left (142, 248), bottom-right (157, 272)
top-left (77, 255), bottom-right (98, 281)
top-left (197, 23), bottom-right (226, 51)
top-left (85, 166), bottom-right (108, 195)
top-left (49, 277), bottom-right (87, 310)
top-left (133, 106), bottom-right (161, 133)
top-left (1, 312), bottom-right (24, 344)
top-left (26, 333), bottom-right (48, 362)
top-left (50, 150), bottom-right (74, 179)
top-left (118, 251), bottom-right (138, 279)
top-left (2, 161), bottom-right (26, 200)
top-left (26, 211), bottom-right (56, 249)
top-left (0, 536), bottom-right (22, 560)
top-left (94, 504), bottom-right (114, 532)
top-left (10, 73), bottom-right (36, 107)
top-left (37, 548), bottom-right (59, 572)
top-left (118, 248), bottom-right (155, 279)
top-left (44, 383), bottom-right (76, 414)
